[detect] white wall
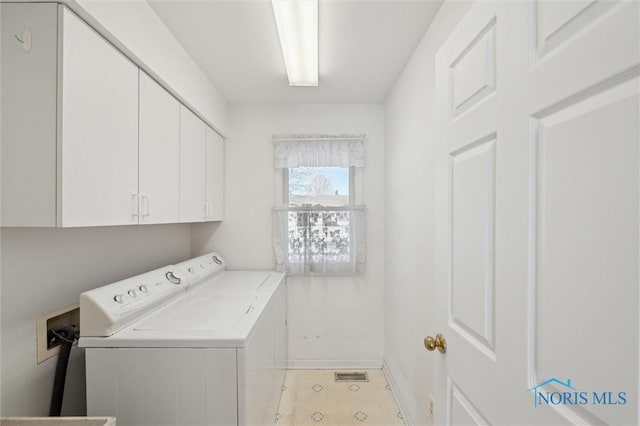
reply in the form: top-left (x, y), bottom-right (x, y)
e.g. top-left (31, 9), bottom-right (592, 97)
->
top-left (383, 1), bottom-right (472, 425)
top-left (0, 2), bottom-right (4, 416)
top-left (67, 0), bottom-right (228, 135)
top-left (192, 104), bottom-right (385, 367)
top-left (0, 225), bottom-right (191, 416)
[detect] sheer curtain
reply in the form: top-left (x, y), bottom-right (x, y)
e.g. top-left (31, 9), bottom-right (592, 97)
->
top-left (272, 134), bottom-right (366, 275)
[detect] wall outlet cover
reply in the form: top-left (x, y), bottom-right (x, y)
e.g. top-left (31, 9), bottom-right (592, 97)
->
top-left (36, 301), bottom-right (79, 364)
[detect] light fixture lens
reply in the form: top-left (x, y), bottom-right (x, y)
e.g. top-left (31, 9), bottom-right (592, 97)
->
top-left (272, 0), bottom-right (318, 86)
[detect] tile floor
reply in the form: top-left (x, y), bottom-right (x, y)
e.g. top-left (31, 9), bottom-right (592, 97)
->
top-left (276, 369), bottom-right (406, 426)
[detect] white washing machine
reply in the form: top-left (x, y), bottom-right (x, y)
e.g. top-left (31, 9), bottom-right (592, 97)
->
top-left (79, 252), bottom-right (287, 426)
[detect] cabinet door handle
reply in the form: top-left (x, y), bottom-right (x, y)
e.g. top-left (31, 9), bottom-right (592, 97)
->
top-left (131, 194), bottom-right (140, 217)
top-left (141, 195), bottom-right (150, 217)
top-left (204, 202), bottom-right (209, 218)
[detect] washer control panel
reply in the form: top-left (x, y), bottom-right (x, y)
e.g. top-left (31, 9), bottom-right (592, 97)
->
top-left (165, 271), bottom-right (182, 285)
top-left (175, 252), bottom-right (226, 284)
top-left (80, 252), bottom-right (227, 337)
top-left (80, 265), bottom-right (189, 337)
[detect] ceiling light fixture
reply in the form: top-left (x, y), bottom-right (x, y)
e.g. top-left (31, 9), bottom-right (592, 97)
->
top-left (272, 0), bottom-right (318, 86)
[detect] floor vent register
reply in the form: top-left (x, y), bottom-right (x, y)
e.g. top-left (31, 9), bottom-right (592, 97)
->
top-left (334, 372), bottom-right (369, 382)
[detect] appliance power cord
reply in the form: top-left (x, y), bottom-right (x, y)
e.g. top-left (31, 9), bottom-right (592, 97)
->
top-left (48, 324), bottom-right (79, 416)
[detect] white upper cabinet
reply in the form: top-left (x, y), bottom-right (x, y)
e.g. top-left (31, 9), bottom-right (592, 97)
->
top-left (179, 105), bottom-right (207, 223)
top-left (0, 3), bottom-right (224, 227)
top-left (179, 108), bottom-right (225, 223)
top-left (59, 7), bottom-right (139, 227)
top-left (206, 127), bottom-right (224, 221)
top-left (139, 71), bottom-right (180, 224)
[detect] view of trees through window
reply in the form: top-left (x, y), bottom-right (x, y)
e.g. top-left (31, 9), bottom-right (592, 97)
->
top-left (287, 167), bottom-right (352, 269)
top-left (288, 167), bottom-right (349, 206)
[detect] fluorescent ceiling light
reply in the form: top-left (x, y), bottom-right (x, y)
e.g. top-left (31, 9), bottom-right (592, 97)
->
top-left (272, 0), bottom-right (318, 86)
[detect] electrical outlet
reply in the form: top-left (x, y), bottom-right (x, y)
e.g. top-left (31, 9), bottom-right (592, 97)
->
top-left (428, 394), bottom-right (434, 418)
top-left (36, 302), bottom-right (79, 364)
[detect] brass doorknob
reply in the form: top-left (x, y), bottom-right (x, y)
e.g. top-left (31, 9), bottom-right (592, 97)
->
top-left (424, 333), bottom-right (447, 353)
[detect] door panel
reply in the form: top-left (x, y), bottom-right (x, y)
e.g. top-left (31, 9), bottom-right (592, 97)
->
top-left (529, 36), bottom-right (639, 426)
top-left (529, 2), bottom-right (639, 112)
top-left (435, 1), bottom-right (639, 425)
top-left (449, 380), bottom-right (490, 426)
top-left (450, 19), bottom-right (496, 117)
top-left (450, 135), bottom-right (496, 356)
top-left (533, 1), bottom-right (616, 61)
top-left (526, 2), bottom-right (639, 424)
top-left (436, 3), bottom-right (506, 424)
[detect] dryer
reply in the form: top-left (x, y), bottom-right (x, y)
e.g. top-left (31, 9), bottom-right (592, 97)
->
top-left (79, 252), bottom-right (287, 426)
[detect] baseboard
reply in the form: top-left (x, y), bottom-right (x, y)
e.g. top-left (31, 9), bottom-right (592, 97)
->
top-left (287, 359), bottom-right (383, 369)
top-left (383, 352), bottom-right (418, 426)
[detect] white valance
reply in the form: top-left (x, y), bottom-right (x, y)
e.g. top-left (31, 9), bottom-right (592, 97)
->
top-left (273, 134), bottom-right (366, 168)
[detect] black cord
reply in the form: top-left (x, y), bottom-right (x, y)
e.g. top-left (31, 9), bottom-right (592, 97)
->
top-left (49, 327), bottom-right (76, 344)
top-left (49, 324), bottom-right (78, 416)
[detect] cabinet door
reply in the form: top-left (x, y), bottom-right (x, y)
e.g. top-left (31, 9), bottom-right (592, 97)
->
top-left (59, 7), bottom-right (138, 227)
top-left (205, 127), bottom-right (224, 221)
top-left (139, 71), bottom-right (180, 224)
top-left (179, 105), bottom-right (206, 223)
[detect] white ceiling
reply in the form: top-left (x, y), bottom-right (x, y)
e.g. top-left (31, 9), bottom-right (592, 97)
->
top-left (147, 0), bottom-right (443, 104)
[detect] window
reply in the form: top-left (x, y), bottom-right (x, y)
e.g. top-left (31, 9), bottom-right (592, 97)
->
top-left (272, 135), bottom-right (365, 275)
top-left (285, 167), bottom-right (353, 273)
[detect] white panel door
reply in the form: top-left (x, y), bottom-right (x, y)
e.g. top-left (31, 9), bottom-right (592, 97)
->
top-left (139, 71), bottom-right (180, 224)
top-left (59, 6), bottom-right (139, 227)
top-left (179, 105), bottom-right (206, 223)
top-left (205, 126), bottom-right (224, 221)
top-left (434, 1), bottom-right (638, 424)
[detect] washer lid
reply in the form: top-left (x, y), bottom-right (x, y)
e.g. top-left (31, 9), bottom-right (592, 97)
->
top-left (133, 294), bottom-right (257, 331)
top-left (79, 290), bottom-right (276, 348)
top-left (79, 268), bottom-right (286, 348)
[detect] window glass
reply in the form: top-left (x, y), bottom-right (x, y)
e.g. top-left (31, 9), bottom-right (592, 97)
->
top-left (288, 167), bottom-right (349, 207)
top-left (283, 166), bottom-right (355, 273)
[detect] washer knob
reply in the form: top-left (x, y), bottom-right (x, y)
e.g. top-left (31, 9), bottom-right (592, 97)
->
top-left (187, 267), bottom-right (195, 273)
top-left (113, 294), bottom-right (124, 304)
top-left (212, 255), bottom-right (223, 265)
top-left (128, 289), bottom-right (137, 298)
top-left (138, 284), bottom-right (148, 293)
top-left (166, 271), bottom-right (181, 285)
